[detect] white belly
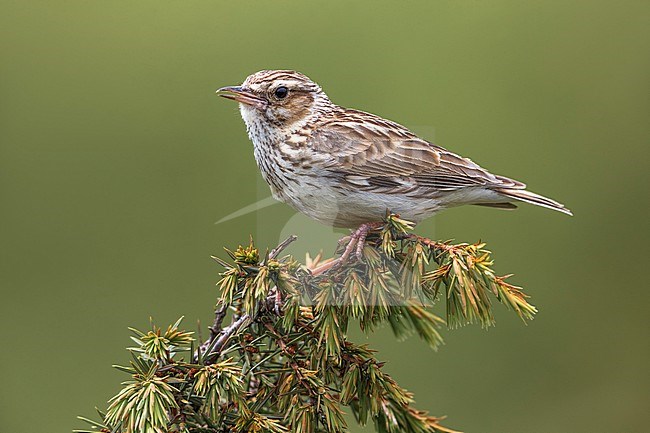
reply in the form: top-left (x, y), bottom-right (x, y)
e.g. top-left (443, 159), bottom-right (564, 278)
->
top-left (271, 173), bottom-right (506, 228)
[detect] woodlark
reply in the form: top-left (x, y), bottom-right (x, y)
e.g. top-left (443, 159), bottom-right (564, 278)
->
top-left (217, 70), bottom-right (572, 233)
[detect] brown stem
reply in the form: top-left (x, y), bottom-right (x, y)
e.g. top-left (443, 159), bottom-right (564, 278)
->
top-left (199, 314), bottom-right (251, 364)
top-left (268, 235), bottom-right (298, 261)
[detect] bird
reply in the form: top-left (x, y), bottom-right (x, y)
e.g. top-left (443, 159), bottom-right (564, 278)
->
top-left (217, 70), bottom-right (571, 262)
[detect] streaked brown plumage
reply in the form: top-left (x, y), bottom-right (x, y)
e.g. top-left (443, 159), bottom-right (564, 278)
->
top-left (217, 70), bottom-right (571, 229)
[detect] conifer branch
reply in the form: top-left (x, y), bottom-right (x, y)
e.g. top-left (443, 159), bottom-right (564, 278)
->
top-left (77, 215), bottom-right (538, 433)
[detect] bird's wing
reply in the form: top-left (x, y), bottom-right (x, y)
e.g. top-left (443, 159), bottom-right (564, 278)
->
top-left (312, 109), bottom-right (524, 194)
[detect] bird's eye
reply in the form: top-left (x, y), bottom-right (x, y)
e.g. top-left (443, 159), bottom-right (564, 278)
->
top-left (274, 86), bottom-right (289, 99)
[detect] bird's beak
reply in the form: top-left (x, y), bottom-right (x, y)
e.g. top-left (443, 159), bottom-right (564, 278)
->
top-left (216, 86), bottom-right (267, 109)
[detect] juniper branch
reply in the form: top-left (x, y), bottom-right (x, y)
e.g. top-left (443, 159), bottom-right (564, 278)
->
top-left (77, 215), bottom-right (538, 433)
top-left (196, 303), bottom-right (228, 361)
top-left (197, 235), bottom-right (299, 363)
top-left (268, 234), bottom-right (298, 261)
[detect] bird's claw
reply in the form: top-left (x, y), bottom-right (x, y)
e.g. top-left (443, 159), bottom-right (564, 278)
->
top-left (337, 235), bottom-right (352, 247)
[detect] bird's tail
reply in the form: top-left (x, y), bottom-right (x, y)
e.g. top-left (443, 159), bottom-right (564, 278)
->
top-left (494, 188), bottom-right (573, 216)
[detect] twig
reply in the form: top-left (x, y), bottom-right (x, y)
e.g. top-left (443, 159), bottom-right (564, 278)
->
top-left (402, 233), bottom-right (447, 250)
top-left (195, 303), bottom-right (229, 362)
top-left (200, 314), bottom-right (251, 364)
top-left (210, 304), bottom-right (228, 335)
top-left (213, 314), bottom-right (249, 352)
top-left (268, 235), bottom-right (298, 260)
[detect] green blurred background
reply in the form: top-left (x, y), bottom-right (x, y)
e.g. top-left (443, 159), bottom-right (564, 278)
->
top-left (1, 1), bottom-right (648, 432)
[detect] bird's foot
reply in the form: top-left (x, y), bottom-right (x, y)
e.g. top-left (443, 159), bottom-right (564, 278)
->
top-left (354, 222), bottom-right (383, 259)
top-left (339, 222), bottom-right (382, 262)
top-left (310, 222), bottom-right (382, 275)
top-left (337, 235), bottom-right (352, 248)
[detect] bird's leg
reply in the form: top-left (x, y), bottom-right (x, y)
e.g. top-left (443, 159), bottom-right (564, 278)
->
top-left (339, 222), bottom-right (382, 262)
top-left (310, 222), bottom-right (383, 275)
top-left (354, 222), bottom-right (381, 259)
top-left (338, 231), bottom-right (361, 262)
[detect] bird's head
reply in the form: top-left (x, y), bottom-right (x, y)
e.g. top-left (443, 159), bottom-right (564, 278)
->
top-left (217, 70), bottom-right (331, 131)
